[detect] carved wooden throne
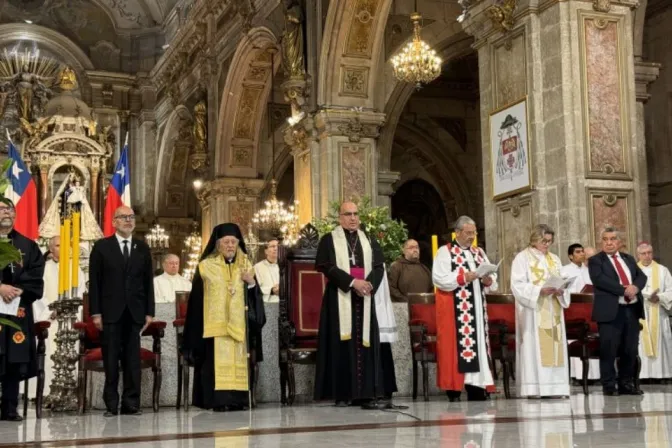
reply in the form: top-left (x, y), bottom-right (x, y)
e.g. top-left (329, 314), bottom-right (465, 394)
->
top-left (278, 224), bottom-right (325, 405)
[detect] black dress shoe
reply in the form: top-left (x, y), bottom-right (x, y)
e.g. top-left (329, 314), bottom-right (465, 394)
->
top-left (0, 414), bottom-right (23, 422)
top-left (120, 408), bottom-right (142, 415)
top-left (619, 387), bottom-right (644, 396)
top-left (603, 390), bottom-right (619, 396)
top-left (446, 391), bottom-right (462, 402)
top-left (360, 400), bottom-right (382, 410)
top-left (103, 410), bottom-right (118, 417)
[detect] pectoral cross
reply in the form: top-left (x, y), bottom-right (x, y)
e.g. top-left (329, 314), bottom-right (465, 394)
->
top-left (9, 250), bottom-right (24, 273)
top-left (349, 252), bottom-right (356, 265)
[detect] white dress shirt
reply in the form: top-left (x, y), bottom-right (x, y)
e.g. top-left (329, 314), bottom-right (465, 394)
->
top-left (115, 232), bottom-right (132, 255)
top-left (607, 252), bottom-right (636, 305)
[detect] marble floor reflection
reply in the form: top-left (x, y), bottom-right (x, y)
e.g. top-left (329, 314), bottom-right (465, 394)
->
top-left (3, 385), bottom-right (672, 447)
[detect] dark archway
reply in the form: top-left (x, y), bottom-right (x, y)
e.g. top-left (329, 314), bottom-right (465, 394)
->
top-left (392, 179), bottom-right (448, 267)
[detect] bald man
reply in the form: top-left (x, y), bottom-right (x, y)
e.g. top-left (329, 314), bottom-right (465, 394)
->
top-left (153, 254), bottom-right (191, 303)
top-left (89, 205), bottom-right (155, 416)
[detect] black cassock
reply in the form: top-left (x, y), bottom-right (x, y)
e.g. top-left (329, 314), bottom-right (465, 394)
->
top-left (0, 230), bottom-right (45, 415)
top-left (181, 258), bottom-right (266, 410)
top-left (314, 229), bottom-right (385, 403)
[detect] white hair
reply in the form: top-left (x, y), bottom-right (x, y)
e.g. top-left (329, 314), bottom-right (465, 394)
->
top-left (601, 226), bottom-right (621, 240)
top-left (454, 215), bottom-right (476, 232)
top-left (637, 242), bottom-right (653, 253)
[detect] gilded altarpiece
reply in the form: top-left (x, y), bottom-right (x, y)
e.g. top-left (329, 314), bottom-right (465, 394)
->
top-left (579, 12), bottom-right (631, 179)
top-left (339, 142), bottom-right (370, 202)
top-left (587, 188), bottom-right (635, 252)
top-left (496, 195), bottom-right (534, 293)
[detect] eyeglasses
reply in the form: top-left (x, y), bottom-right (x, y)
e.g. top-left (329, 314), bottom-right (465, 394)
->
top-left (0, 207), bottom-right (15, 214)
top-left (540, 238), bottom-right (553, 245)
top-left (114, 214), bottom-right (136, 222)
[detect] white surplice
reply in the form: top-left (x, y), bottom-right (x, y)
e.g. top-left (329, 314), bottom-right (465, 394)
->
top-left (510, 248), bottom-right (570, 397)
top-left (254, 259), bottom-right (280, 303)
top-left (153, 272), bottom-right (192, 303)
top-left (637, 262), bottom-right (672, 379)
top-left (560, 262), bottom-right (591, 294)
top-left (432, 245), bottom-right (498, 389)
top-left (29, 259), bottom-right (86, 398)
top-left (374, 266), bottom-right (397, 343)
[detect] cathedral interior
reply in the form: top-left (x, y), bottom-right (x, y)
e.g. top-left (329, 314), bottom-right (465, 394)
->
top-left (1, 0), bottom-right (670, 278)
top-left (2, 1), bottom-right (672, 446)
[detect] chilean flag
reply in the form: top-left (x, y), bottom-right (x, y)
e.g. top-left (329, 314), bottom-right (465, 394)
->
top-left (103, 143), bottom-right (131, 237)
top-left (5, 141), bottom-right (38, 240)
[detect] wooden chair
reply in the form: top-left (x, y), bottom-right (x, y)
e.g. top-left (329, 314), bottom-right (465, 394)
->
top-left (73, 293), bottom-right (166, 413)
top-left (565, 292), bottom-right (643, 394)
top-left (22, 320), bottom-right (50, 419)
top-left (485, 293), bottom-right (516, 399)
top-left (407, 292), bottom-right (437, 402)
top-left (278, 224), bottom-right (324, 406)
top-left (173, 290), bottom-right (190, 410)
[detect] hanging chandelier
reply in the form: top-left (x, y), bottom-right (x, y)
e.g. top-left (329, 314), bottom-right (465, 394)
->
top-left (182, 224), bottom-right (201, 281)
top-left (146, 222), bottom-right (169, 249)
top-left (390, 6), bottom-right (442, 89)
top-left (251, 49), bottom-right (301, 246)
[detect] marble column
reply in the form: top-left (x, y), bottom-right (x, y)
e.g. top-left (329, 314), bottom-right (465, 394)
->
top-left (197, 177), bottom-right (265, 236)
top-left (461, 0), bottom-right (644, 290)
top-left (90, 168), bottom-right (100, 218)
top-left (313, 109), bottom-right (386, 216)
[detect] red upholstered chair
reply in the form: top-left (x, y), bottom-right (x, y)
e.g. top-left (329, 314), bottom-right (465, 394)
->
top-left (74, 293), bottom-right (166, 413)
top-left (407, 293), bottom-right (437, 402)
top-left (22, 320), bottom-right (51, 419)
top-left (486, 293), bottom-right (516, 399)
top-left (279, 224), bottom-right (325, 405)
top-left (173, 291), bottom-right (190, 410)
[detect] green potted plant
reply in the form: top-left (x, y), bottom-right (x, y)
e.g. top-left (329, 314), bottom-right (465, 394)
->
top-left (0, 158), bottom-right (27, 331)
top-left (312, 196), bottom-right (408, 266)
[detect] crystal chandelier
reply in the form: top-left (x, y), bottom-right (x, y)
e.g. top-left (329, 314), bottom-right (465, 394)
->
top-left (251, 49), bottom-right (301, 246)
top-left (390, 3), bottom-right (442, 89)
top-left (182, 224), bottom-right (201, 281)
top-left (146, 222), bottom-right (169, 249)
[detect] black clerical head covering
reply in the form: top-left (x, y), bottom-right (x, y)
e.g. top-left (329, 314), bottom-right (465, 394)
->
top-left (200, 222), bottom-right (247, 260)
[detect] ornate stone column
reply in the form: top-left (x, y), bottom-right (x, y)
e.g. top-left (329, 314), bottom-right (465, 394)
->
top-left (197, 177), bottom-right (265, 239)
top-left (461, 0), bottom-right (644, 290)
top-left (377, 171), bottom-right (401, 209)
top-left (90, 168), bottom-right (100, 219)
top-left (313, 108), bottom-right (385, 216)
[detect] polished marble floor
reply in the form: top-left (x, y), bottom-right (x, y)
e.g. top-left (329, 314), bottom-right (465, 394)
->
top-left (3, 385), bottom-right (672, 447)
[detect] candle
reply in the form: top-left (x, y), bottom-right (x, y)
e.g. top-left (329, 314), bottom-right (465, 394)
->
top-left (431, 235), bottom-right (438, 261)
top-left (58, 222), bottom-right (65, 296)
top-left (72, 212), bottom-right (80, 291)
top-left (63, 218), bottom-right (71, 295)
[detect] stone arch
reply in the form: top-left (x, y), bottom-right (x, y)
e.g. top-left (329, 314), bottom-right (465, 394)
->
top-left (378, 32), bottom-right (475, 170)
top-left (318, 0), bottom-right (393, 108)
top-left (215, 26), bottom-right (280, 178)
top-left (392, 121), bottom-right (473, 218)
top-left (154, 105), bottom-right (192, 215)
top-left (0, 23), bottom-right (95, 72)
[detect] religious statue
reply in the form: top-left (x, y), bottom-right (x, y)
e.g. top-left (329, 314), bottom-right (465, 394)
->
top-left (19, 116), bottom-right (51, 156)
top-left (39, 171), bottom-right (103, 241)
top-left (192, 100), bottom-right (207, 154)
top-left (282, 0), bottom-right (306, 78)
top-left (1, 64), bottom-right (54, 121)
top-left (58, 67), bottom-right (78, 91)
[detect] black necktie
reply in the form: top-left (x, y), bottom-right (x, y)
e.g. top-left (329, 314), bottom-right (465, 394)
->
top-left (123, 240), bottom-right (130, 263)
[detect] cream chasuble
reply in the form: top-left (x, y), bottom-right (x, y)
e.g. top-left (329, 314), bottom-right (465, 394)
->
top-left (331, 227), bottom-right (372, 347)
top-left (637, 261), bottom-right (672, 379)
top-left (511, 248), bottom-right (570, 397)
top-left (199, 249), bottom-right (252, 391)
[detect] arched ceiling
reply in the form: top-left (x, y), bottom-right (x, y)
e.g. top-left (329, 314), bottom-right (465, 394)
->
top-left (0, 0), bottom-right (176, 31)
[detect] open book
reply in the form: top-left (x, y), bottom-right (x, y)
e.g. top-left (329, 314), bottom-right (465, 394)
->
top-left (475, 260), bottom-right (502, 278)
top-left (542, 276), bottom-right (576, 290)
top-left (0, 296), bottom-right (20, 317)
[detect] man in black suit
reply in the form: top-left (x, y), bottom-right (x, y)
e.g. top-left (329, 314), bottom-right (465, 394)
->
top-left (89, 205), bottom-right (154, 416)
top-left (588, 226), bottom-right (647, 396)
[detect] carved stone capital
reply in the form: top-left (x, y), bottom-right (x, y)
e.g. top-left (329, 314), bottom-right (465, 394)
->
top-left (634, 61), bottom-right (661, 103)
top-left (189, 153), bottom-right (209, 175)
top-left (377, 171), bottom-right (401, 196)
top-left (199, 177), bottom-right (265, 205)
top-left (315, 109), bottom-right (386, 142)
top-left (593, 0), bottom-right (611, 12)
